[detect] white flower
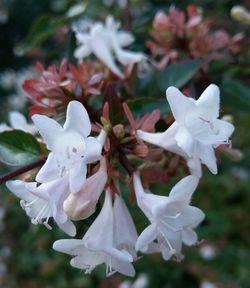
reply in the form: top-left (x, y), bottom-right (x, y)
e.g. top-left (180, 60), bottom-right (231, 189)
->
top-left (6, 178), bottom-right (76, 236)
top-left (133, 173), bottom-right (205, 261)
top-left (63, 157), bottom-right (108, 220)
top-left (0, 111), bottom-right (37, 134)
top-left (53, 190), bottom-right (135, 277)
top-left (74, 15), bottom-right (145, 79)
top-left (32, 100), bottom-right (102, 193)
top-left (137, 84), bottom-right (234, 176)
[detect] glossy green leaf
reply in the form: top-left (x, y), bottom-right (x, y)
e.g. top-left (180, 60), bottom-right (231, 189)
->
top-left (158, 59), bottom-right (203, 90)
top-left (0, 130), bottom-right (41, 166)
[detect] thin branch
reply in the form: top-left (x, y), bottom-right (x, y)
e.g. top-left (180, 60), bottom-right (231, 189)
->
top-left (0, 157), bottom-right (47, 185)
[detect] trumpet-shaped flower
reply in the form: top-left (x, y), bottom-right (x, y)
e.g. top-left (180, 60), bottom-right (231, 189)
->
top-left (6, 177), bottom-right (76, 236)
top-left (32, 100), bottom-right (102, 193)
top-left (63, 157), bottom-right (108, 220)
top-left (74, 15), bottom-right (145, 79)
top-left (53, 190), bottom-right (135, 276)
top-left (137, 84), bottom-right (234, 175)
top-left (133, 173), bottom-right (205, 260)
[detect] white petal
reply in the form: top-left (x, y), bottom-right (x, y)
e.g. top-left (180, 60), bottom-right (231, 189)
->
top-left (6, 180), bottom-right (32, 201)
top-left (74, 44), bottom-right (92, 59)
top-left (84, 190), bottom-right (114, 251)
top-left (196, 84), bottom-right (220, 119)
top-left (84, 137), bottom-right (102, 163)
top-left (166, 87), bottom-right (195, 124)
top-left (117, 32), bottom-right (134, 47)
top-left (180, 206), bottom-right (205, 228)
top-left (32, 114), bottom-right (63, 150)
top-left (69, 162), bottom-right (87, 193)
top-left (114, 195), bottom-right (138, 249)
top-left (182, 228), bottom-right (198, 246)
top-left (53, 239), bottom-right (85, 255)
top-left (111, 258), bottom-right (135, 277)
top-left (169, 175), bottom-right (199, 205)
top-left (197, 143), bottom-right (217, 174)
top-left (90, 32), bottom-right (124, 78)
top-left (186, 156), bottom-right (202, 178)
top-left (175, 126), bottom-right (194, 157)
top-left (63, 101), bottom-right (91, 137)
top-left (57, 220), bottom-right (76, 237)
top-left (35, 153), bottom-right (60, 183)
top-left (136, 223), bottom-right (157, 251)
top-left (9, 111), bottom-right (28, 131)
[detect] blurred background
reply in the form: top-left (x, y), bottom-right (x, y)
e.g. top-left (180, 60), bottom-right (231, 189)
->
top-left (0, 0), bottom-right (250, 287)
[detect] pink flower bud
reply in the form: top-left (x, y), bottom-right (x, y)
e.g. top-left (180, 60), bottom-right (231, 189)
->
top-left (63, 157), bottom-right (107, 220)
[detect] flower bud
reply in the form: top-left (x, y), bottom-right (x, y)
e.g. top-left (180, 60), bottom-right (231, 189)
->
top-left (231, 6), bottom-right (250, 25)
top-left (63, 157), bottom-right (107, 220)
top-left (133, 144), bottom-right (149, 158)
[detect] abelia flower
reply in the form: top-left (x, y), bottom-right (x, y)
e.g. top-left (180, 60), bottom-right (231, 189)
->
top-left (137, 84), bottom-right (234, 176)
top-left (32, 100), bottom-right (102, 193)
top-left (74, 15), bottom-right (145, 79)
top-left (53, 190), bottom-right (135, 276)
top-left (63, 157), bottom-right (108, 220)
top-left (0, 111), bottom-right (37, 134)
top-left (6, 178), bottom-right (76, 236)
top-left (133, 173), bottom-right (205, 260)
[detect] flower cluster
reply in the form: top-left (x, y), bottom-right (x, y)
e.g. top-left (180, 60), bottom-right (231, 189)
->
top-left (3, 12), bottom-right (236, 278)
top-left (147, 5), bottom-right (243, 69)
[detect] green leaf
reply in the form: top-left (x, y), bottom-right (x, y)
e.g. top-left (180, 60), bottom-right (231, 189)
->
top-left (0, 130), bottom-right (41, 166)
top-left (158, 59), bottom-right (203, 90)
top-left (221, 77), bottom-right (250, 112)
top-left (127, 97), bottom-right (170, 116)
top-left (15, 2), bottom-right (87, 55)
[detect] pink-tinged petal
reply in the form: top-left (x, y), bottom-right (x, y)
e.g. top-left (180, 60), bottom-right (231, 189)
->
top-left (169, 175), bottom-right (199, 205)
top-left (53, 239), bottom-right (85, 255)
top-left (63, 101), bottom-right (91, 137)
top-left (135, 223), bottom-right (157, 251)
top-left (35, 153), bottom-right (60, 183)
top-left (84, 137), bottom-right (102, 163)
top-left (175, 126), bottom-right (194, 157)
top-left (32, 114), bottom-right (63, 150)
top-left (197, 143), bottom-right (217, 174)
top-left (196, 84), bottom-right (220, 119)
top-left (166, 87), bottom-right (195, 124)
top-left (69, 162), bottom-right (87, 193)
top-left (57, 220), bottom-right (76, 237)
top-left (182, 228), bottom-right (198, 246)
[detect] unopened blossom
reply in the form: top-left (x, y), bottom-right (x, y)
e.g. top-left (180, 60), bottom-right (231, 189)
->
top-left (137, 84), bottom-right (235, 175)
top-left (0, 111), bottom-right (37, 134)
top-left (6, 178), bottom-right (76, 236)
top-left (32, 100), bottom-right (102, 193)
top-left (74, 15), bottom-right (145, 79)
top-left (53, 190), bottom-right (135, 276)
top-left (133, 173), bottom-right (205, 260)
top-left (63, 157), bottom-right (108, 220)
